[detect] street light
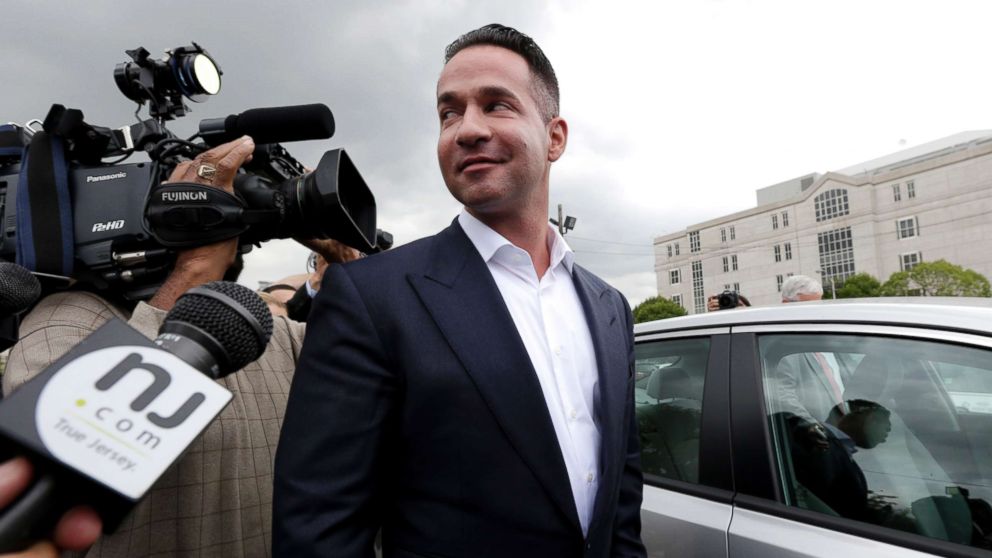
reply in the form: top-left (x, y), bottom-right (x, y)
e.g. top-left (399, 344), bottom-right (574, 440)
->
top-left (549, 203), bottom-right (576, 235)
top-left (816, 269), bottom-right (837, 300)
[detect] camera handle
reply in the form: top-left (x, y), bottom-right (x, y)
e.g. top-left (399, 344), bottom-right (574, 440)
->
top-left (145, 182), bottom-right (252, 248)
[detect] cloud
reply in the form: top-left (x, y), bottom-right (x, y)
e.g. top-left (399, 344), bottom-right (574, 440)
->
top-left (4, 0), bottom-right (992, 305)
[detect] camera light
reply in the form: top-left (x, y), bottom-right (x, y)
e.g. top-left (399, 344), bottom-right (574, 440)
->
top-left (193, 55), bottom-right (221, 95)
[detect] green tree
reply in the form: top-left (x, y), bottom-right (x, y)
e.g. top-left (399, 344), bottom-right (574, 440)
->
top-left (633, 295), bottom-right (687, 323)
top-left (880, 260), bottom-right (992, 297)
top-left (835, 273), bottom-right (882, 299)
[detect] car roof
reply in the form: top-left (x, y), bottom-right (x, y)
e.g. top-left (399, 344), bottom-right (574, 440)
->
top-left (634, 297), bottom-right (992, 337)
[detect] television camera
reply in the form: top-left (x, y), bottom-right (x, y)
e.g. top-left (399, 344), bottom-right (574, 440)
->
top-left (0, 43), bottom-right (380, 300)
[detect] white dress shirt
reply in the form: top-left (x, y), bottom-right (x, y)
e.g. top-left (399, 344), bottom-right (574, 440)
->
top-left (458, 210), bottom-right (602, 535)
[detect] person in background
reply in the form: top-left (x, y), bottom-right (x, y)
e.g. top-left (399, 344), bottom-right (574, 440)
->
top-left (781, 275), bottom-right (823, 303)
top-left (706, 291), bottom-right (751, 312)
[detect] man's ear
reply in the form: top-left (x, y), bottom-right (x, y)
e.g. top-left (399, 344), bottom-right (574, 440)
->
top-left (548, 117), bottom-right (568, 162)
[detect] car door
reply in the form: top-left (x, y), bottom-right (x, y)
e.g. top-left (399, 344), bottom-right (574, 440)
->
top-left (636, 327), bottom-right (734, 557)
top-left (726, 323), bottom-right (992, 558)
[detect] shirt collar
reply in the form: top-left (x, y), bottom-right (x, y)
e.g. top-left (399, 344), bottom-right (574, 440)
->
top-left (458, 209), bottom-right (575, 273)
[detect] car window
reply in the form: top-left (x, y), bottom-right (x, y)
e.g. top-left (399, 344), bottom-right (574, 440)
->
top-left (759, 333), bottom-right (992, 551)
top-left (634, 337), bottom-right (709, 483)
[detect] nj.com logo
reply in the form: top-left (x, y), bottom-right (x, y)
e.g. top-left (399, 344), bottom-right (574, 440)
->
top-left (36, 344), bottom-right (232, 499)
top-left (87, 352), bottom-right (208, 449)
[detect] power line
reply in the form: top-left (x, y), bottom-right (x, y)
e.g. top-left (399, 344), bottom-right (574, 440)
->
top-left (573, 249), bottom-right (654, 257)
top-left (567, 235), bottom-right (653, 248)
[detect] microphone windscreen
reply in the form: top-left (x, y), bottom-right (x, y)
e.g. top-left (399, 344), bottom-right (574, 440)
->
top-left (0, 262), bottom-right (41, 315)
top-left (229, 104), bottom-right (335, 144)
top-left (163, 281), bottom-right (273, 373)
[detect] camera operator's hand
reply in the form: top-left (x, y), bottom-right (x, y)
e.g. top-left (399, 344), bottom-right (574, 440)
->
top-left (706, 293), bottom-right (749, 312)
top-left (150, 136), bottom-right (255, 311)
top-left (297, 239), bottom-right (361, 293)
top-left (0, 457), bottom-right (101, 557)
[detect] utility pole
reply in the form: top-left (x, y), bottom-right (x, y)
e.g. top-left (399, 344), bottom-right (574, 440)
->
top-left (816, 269), bottom-right (837, 299)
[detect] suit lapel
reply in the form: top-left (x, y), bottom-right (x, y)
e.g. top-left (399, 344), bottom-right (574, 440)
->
top-left (407, 222), bottom-right (582, 532)
top-left (571, 265), bottom-right (627, 531)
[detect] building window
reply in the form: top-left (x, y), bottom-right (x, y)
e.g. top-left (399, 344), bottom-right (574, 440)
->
top-left (733, 282), bottom-right (740, 292)
top-left (674, 243), bottom-right (680, 256)
top-left (893, 183), bottom-right (901, 202)
top-left (731, 255), bottom-right (739, 271)
top-left (729, 226), bottom-right (736, 240)
top-left (720, 228), bottom-right (727, 242)
top-left (897, 216), bottom-right (919, 239)
top-left (672, 294), bottom-right (683, 308)
top-left (722, 256), bottom-right (729, 273)
top-left (785, 242), bottom-right (793, 260)
top-left (814, 188), bottom-right (850, 222)
top-left (691, 261), bottom-right (704, 314)
top-left (774, 245), bottom-right (782, 262)
top-left (670, 269), bottom-right (681, 285)
top-left (772, 214), bottom-right (779, 230)
top-left (724, 284), bottom-right (731, 291)
top-left (907, 180), bottom-right (916, 199)
top-left (782, 211), bottom-right (789, 227)
top-left (667, 245), bottom-right (672, 258)
top-left (900, 252), bottom-right (922, 271)
top-left (776, 274), bottom-right (784, 292)
top-left (689, 231), bottom-right (701, 253)
top-left (818, 226), bottom-right (856, 283)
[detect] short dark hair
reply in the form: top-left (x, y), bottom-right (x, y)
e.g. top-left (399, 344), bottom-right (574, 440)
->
top-left (444, 23), bottom-right (560, 122)
top-left (827, 399), bottom-right (890, 425)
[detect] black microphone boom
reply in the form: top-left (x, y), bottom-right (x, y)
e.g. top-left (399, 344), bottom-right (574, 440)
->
top-left (198, 103), bottom-right (335, 146)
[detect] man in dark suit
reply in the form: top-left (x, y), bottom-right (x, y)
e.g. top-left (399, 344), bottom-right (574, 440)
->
top-left (272, 23), bottom-right (645, 558)
top-left (787, 400), bottom-right (892, 520)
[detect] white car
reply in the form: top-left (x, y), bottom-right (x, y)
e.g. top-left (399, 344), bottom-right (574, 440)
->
top-left (635, 298), bottom-right (992, 557)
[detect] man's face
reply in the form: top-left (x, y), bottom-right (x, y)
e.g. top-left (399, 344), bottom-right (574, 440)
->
top-left (436, 45), bottom-right (566, 220)
top-left (845, 410), bottom-right (892, 449)
top-left (782, 292), bottom-right (823, 303)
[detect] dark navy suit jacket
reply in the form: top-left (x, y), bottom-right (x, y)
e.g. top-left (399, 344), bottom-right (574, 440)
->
top-left (273, 221), bottom-right (646, 558)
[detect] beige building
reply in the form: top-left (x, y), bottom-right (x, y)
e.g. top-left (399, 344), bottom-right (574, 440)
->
top-left (655, 131), bottom-right (992, 314)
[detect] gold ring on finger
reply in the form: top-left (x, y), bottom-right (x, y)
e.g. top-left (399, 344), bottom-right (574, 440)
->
top-left (196, 163), bottom-right (217, 182)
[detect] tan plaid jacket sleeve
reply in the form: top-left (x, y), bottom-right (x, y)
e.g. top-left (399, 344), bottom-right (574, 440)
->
top-left (4, 291), bottom-right (305, 557)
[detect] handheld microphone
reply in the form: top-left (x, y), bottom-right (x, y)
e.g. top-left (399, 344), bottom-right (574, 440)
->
top-left (0, 262), bottom-right (41, 318)
top-left (0, 261), bottom-right (42, 353)
top-left (198, 103), bottom-right (335, 146)
top-left (0, 281), bottom-right (271, 552)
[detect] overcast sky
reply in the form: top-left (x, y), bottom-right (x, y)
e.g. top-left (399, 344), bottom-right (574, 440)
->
top-left (4, 0), bottom-right (992, 305)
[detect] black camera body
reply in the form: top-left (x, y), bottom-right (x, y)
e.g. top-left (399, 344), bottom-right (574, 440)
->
top-left (0, 44), bottom-right (378, 300)
top-left (0, 160), bottom-right (155, 291)
top-left (717, 290), bottom-right (740, 310)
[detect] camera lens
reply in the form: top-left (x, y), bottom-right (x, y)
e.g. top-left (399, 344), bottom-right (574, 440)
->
top-left (276, 149), bottom-right (377, 253)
